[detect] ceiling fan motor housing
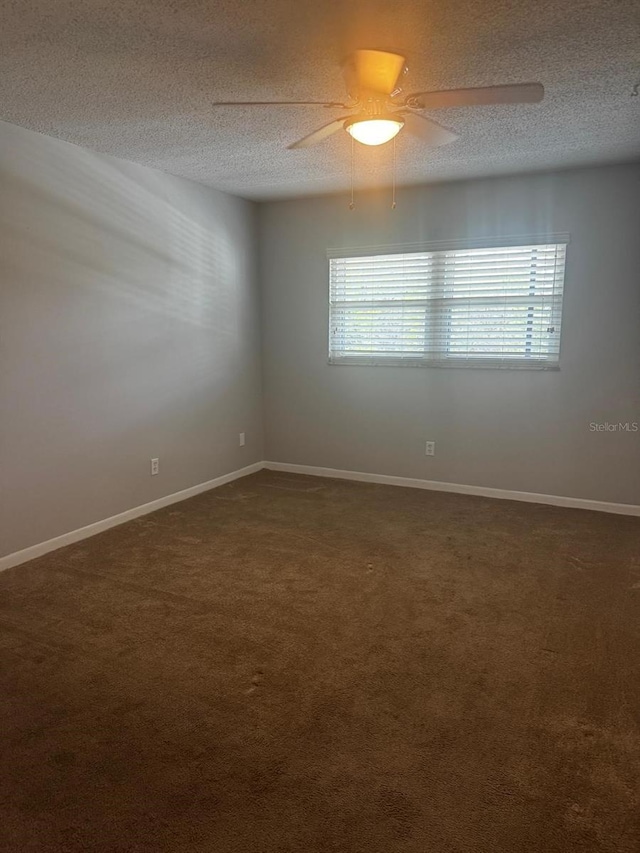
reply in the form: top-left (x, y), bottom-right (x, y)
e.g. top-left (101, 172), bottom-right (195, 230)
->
top-left (342, 49), bottom-right (407, 102)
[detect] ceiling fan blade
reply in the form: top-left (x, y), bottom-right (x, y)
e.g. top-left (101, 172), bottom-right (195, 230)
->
top-left (211, 100), bottom-right (349, 108)
top-left (287, 116), bottom-right (355, 149)
top-left (401, 112), bottom-right (459, 147)
top-left (404, 83), bottom-right (544, 110)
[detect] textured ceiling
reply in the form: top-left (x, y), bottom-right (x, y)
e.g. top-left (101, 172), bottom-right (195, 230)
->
top-left (0, 0), bottom-right (639, 199)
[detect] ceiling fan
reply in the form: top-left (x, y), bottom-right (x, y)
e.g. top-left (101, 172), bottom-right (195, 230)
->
top-left (210, 49), bottom-right (544, 150)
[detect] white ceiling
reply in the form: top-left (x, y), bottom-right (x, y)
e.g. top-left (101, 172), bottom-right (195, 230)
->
top-left (1, 0), bottom-right (639, 200)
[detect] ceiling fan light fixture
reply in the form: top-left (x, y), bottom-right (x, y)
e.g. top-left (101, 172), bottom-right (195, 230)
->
top-left (345, 116), bottom-right (404, 146)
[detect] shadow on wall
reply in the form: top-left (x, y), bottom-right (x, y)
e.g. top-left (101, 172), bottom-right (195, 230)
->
top-left (0, 128), bottom-right (240, 334)
top-left (0, 123), bottom-right (260, 557)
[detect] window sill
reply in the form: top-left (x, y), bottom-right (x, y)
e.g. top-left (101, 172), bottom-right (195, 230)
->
top-left (328, 357), bottom-right (560, 371)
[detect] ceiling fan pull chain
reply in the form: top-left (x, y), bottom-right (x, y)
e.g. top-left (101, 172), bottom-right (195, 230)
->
top-left (349, 134), bottom-right (355, 210)
top-left (392, 135), bottom-right (397, 209)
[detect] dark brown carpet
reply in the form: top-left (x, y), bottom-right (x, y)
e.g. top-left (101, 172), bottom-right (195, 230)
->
top-left (1, 470), bottom-right (640, 852)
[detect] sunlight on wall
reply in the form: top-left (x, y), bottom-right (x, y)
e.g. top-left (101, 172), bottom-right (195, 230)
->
top-left (1, 130), bottom-right (241, 331)
top-left (0, 120), bottom-right (262, 557)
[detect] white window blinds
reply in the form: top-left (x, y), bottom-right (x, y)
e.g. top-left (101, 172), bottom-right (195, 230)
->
top-left (329, 241), bottom-right (567, 369)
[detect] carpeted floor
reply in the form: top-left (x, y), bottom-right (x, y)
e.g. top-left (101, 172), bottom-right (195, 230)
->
top-left (1, 470), bottom-right (640, 852)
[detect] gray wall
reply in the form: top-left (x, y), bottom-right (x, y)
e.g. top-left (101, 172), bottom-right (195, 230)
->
top-left (2, 129), bottom-right (638, 562)
top-left (259, 165), bottom-right (640, 505)
top-left (0, 120), bottom-right (263, 557)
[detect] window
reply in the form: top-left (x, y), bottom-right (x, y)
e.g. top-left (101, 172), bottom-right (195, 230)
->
top-left (328, 240), bottom-right (567, 369)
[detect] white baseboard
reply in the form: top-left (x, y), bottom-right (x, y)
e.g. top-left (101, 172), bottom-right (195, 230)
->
top-left (0, 462), bottom-right (264, 573)
top-left (3, 459), bottom-right (638, 573)
top-left (264, 461), bottom-right (640, 517)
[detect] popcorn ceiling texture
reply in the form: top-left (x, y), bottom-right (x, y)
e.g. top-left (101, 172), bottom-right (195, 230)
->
top-left (0, 0), bottom-right (638, 199)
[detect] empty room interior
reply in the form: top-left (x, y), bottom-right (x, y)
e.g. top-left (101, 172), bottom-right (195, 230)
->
top-left (1, 1), bottom-right (640, 850)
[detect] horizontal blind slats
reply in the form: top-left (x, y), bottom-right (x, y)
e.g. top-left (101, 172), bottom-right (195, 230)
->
top-left (329, 243), bottom-right (566, 369)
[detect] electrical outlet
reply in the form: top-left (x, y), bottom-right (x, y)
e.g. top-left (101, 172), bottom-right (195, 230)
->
top-left (150, 457), bottom-right (159, 476)
top-left (239, 432), bottom-right (246, 447)
top-left (425, 441), bottom-right (436, 457)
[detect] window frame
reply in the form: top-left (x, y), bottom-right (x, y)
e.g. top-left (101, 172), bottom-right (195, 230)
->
top-left (327, 236), bottom-right (568, 371)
